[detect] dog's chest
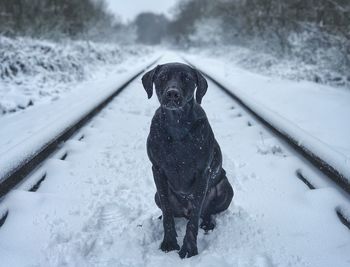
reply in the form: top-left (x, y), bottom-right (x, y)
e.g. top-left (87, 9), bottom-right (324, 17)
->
top-left (165, 136), bottom-right (209, 191)
top-left (163, 135), bottom-right (207, 169)
top-left (148, 120), bottom-right (212, 192)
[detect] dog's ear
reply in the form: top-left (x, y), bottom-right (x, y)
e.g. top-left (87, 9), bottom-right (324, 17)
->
top-left (195, 69), bottom-right (208, 104)
top-left (141, 65), bottom-right (160, 99)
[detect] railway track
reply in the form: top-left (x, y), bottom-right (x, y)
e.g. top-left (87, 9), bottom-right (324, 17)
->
top-left (184, 57), bottom-right (350, 231)
top-left (0, 53), bottom-right (349, 266)
top-left (184, 57), bottom-right (350, 194)
top-left (0, 56), bottom-right (161, 226)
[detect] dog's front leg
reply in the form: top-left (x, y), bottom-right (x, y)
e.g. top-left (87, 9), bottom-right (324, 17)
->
top-left (152, 165), bottom-right (180, 252)
top-left (179, 170), bottom-right (209, 258)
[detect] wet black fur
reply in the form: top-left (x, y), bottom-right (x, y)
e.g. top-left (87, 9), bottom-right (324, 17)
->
top-left (142, 62), bottom-right (234, 258)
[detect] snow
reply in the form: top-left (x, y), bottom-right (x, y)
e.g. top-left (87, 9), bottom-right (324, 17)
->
top-left (0, 53), bottom-right (349, 266)
top-left (184, 54), bottom-right (350, 184)
top-left (186, 46), bottom-right (350, 89)
top-left (0, 36), bottom-right (154, 115)
top-left (0, 53), bottom-right (161, 183)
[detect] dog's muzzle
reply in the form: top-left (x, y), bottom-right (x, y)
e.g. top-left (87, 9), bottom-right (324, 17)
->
top-left (166, 88), bottom-right (180, 101)
top-left (163, 88), bottom-right (183, 109)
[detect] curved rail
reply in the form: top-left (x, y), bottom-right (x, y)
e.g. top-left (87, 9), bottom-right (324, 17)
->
top-left (183, 57), bottom-right (350, 196)
top-left (0, 57), bottom-right (161, 200)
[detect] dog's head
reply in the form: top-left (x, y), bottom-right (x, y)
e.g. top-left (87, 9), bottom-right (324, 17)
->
top-left (141, 62), bottom-right (208, 109)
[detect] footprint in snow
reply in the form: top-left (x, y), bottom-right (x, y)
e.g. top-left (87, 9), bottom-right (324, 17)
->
top-left (256, 139), bottom-right (284, 156)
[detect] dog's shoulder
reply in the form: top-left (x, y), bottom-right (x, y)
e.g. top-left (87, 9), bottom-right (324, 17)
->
top-left (147, 108), bottom-right (162, 147)
top-left (192, 103), bottom-right (207, 120)
top-left (147, 108), bottom-right (165, 165)
top-left (191, 104), bottom-right (211, 131)
top-left (149, 108), bottom-right (162, 132)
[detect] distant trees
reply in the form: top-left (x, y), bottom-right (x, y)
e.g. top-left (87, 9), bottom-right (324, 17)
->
top-left (168, 0), bottom-right (350, 49)
top-left (0, 0), bottom-right (126, 41)
top-left (134, 12), bottom-right (169, 45)
top-left (166, 0), bottom-right (350, 74)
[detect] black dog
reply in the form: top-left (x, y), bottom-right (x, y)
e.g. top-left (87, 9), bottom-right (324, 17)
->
top-left (142, 62), bottom-right (233, 258)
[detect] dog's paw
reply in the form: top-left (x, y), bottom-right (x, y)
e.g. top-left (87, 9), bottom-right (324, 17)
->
top-left (179, 239), bottom-right (198, 258)
top-left (160, 238), bottom-right (180, 252)
top-left (200, 219), bottom-right (215, 232)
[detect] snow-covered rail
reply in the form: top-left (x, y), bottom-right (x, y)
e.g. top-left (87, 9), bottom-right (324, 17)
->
top-left (0, 56), bottom-right (161, 201)
top-left (184, 57), bottom-right (350, 196)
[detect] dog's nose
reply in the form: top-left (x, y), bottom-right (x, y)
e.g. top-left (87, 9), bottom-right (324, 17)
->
top-left (166, 88), bottom-right (180, 100)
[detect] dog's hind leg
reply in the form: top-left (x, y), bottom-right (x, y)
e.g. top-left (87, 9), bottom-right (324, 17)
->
top-left (200, 187), bottom-right (217, 231)
top-left (155, 191), bottom-right (190, 218)
top-left (200, 171), bottom-right (234, 231)
top-left (213, 175), bottom-right (234, 214)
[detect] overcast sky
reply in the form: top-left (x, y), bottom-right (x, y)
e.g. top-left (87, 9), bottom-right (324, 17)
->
top-left (105, 0), bottom-right (178, 22)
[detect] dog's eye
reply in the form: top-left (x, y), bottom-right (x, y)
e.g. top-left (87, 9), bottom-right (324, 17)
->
top-left (184, 76), bottom-right (191, 82)
top-left (159, 74), bottom-right (166, 81)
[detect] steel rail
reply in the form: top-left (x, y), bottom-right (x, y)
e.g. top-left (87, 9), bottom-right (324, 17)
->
top-left (184, 57), bottom-right (350, 196)
top-left (0, 57), bottom-right (161, 200)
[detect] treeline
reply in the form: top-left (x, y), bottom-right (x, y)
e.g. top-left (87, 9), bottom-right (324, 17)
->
top-left (134, 13), bottom-right (168, 45)
top-left (0, 0), bottom-right (127, 41)
top-left (168, 0), bottom-right (350, 49)
top-left (167, 0), bottom-right (350, 69)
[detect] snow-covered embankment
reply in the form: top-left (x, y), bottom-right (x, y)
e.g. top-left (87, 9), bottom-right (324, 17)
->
top-left (0, 36), bottom-right (153, 114)
top-left (184, 55), bottom-right (350, 188)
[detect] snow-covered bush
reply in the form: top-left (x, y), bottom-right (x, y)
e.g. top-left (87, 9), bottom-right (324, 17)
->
top-left (288, 30), bottom-right (349, 85)
top-left (191, 45), bottom-right (350, 89)
top-left (0, 36), bottom-right (152, 114)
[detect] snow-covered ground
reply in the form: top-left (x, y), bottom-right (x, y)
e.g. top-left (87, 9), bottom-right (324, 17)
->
top-left (184, 54), bottom-right (350, 160)
top-left (0, 36), bottom-right (153, 115)
top-left (0, 53), bottom-right (349, 267)
top-left (0, 53), bottom-right (160, 184)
